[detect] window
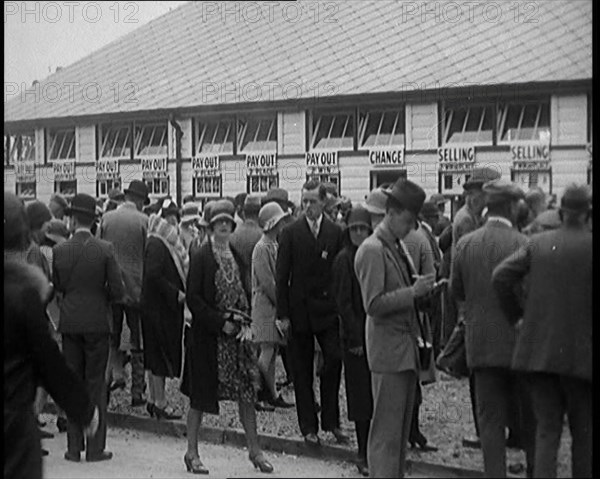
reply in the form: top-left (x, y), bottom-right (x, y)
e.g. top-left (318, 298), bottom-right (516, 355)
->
top-left (193, 176), bottom-right (222, 196)
top-left (498, 100), bottom-right (550, 143)
top-left (237, 115), bottom-right (277, 153)
top-left (512, 170), bottom-right (552, 192)
top-left (5, 133), bottom-right (36, 164)
top-left (247, 173), bottom-right (278, 194)
top-left (55, 180), bottom-right (77, 197)
top-left (134, 122), bottom-right (168, 157)
top-left (47, 128), bottom-right (76, 161)
top-left (97, 178), bottom-right (122, 198)
top-left (144, 177), bottom-right (170, 196)
top-left (196, 119), bottom-right (234, 155)
top-left (100, 123), bottom-right (131, 158)
top-left (16, 182), bottom-right (36, 199)
top-left (443, 105), bottom-right (494, 145)
top-left (311, 111), bottom-right (354, 150)
top-left (359, 109), bottom-right (405, 148)
top-left (306, 171), bottom-right (340, 195)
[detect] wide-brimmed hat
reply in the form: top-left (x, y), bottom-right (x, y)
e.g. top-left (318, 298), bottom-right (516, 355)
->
top-left (65, 193), bottom-right (97, 219)
top-left (209, 199), bottom-right (236, 228)
top-left (259, 202), bottom-right (289, 232)
top-left (124, 180), bottom-right (150, 205)
top-left (559, 184), bottom-right (591, 213)
top-left (159, 198), bottom-right (180, 220)
top-left (463, 167), bottom-right (502, 191)
top-left (108, 188), bottom-right (125, 202)
top-left (429, 193), bottom-right (447, 206)
top-left (262, 187), bottom-right (294, 210)
top-left (364, 188), bottom-right (387, 216)
top-left (420, 201), bottom-right (440, 219)
top-left (346, 206), bottom-right (372, 231)
top-left (383, 178), bottom-right (426, 217)
top-left (483, 179), bottom-right (525, 204)
top-left (181, 202), bottom-right (201, 225)
top-left (45, 219), bottom-right (70, 244)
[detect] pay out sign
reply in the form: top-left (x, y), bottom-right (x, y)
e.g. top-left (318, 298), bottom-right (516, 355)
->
top-left (246, 153), bottom-right (277, 170)
top-left (53, 160), bottom-right (76, 180)
top-left (140, 158), bottom-right (168, 172)
top-left (96, 159), bottom-right (120, 178)
top-left (192, 155), bottom-right (220, 172)
top-left (306, 151), bottom-right (338, 167)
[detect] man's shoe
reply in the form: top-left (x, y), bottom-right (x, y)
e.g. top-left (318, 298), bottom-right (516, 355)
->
top-left (325, 427), bottom-right (349, 444)
top-left (355, 459), bottom-right (369, 477)
top-left (86, 451), bottom-right (113, 462)
top-left (462, 436), bottom-right (481, 449)
top-left (304, 433), bottom-right (320, 446)
top-left (56, 417), bottom-right (67, 433)
top-left (131, 397), bottom-right (145, 408)
top-left (39, 428), bottom-right (54, 439)
top-left (41, 449), bottom-right (49, 457)
top-left (64, 451), bottom-right (81, 462)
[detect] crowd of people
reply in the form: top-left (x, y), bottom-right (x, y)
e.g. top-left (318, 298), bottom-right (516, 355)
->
top-left (3, 169), bottom-right (592, 478)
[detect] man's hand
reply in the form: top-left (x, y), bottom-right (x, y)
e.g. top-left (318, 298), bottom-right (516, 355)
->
top-left (84, 406), bottom-right (99, 437)
top-left (412, 273), bottom-right (436, 298)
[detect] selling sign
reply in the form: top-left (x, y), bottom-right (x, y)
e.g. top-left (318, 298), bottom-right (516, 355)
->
top-left (141, 158), bottom-right (168, 179)
top-left (369, 148), bottom-right (405, 167)
top-left (15, 161), bottom-right (36, 182)
top-left (53, 160), bottom-right (76, 181)
top-left (437, 146), bottom-right (475, 172)
top-left (510, 141), bottom-right (551, 171)
top-left (96, 159), bottom-right (120, 180)
top-left (192, 155), bottom-right (220, 176)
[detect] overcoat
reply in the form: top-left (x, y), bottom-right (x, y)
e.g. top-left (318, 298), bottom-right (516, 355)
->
top-left (492, 226), bottom-right (592, 382)
top-left (181, 238), bottom-right (250, 413)
top-left (450, 220), bottom-right (528, 369)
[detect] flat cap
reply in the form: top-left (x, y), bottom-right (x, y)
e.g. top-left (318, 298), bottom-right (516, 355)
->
top-left (483, 179), bottom-right (525, 204)
top-left (49, 193), bottom-right (69, 210)
top-left (420, 201), bottom-right (440, 219)
top-left (464, 167), bottom-right (502, 191)
top-left (429, 193), bottom-right (447, 205)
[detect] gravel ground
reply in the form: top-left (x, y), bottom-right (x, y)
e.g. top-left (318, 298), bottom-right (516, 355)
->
top-left (108, 354), bottom-right (572, 477)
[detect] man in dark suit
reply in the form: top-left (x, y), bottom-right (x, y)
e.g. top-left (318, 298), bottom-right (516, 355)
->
top-left (276, 180), bottom-right (346, 446)
top-left (451, 179), bottom-right (535, 477)
top-left (53, 193), bottom-right (124, 462)
top-left (98, 180), bottom-right (149, 406)
top-left (492, 184), bottom-right (592, 478)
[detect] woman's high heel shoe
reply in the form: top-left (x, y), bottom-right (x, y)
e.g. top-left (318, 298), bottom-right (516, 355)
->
top-left (184, 454), bottom-right (209, 474)
top-left (154, 405), bottom-right (182, 420)
top-left (268, 394), bottom-right (294, 409)
top-left (249, 452), bottom-right (273, 473)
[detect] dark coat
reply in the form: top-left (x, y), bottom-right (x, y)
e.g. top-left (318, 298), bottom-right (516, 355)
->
top-left (141, 236), bottom-right (185, 378)
top-left (492, 226), bottom-right (592, 382)
top-left (276, 214), bottom-right (344, 333)
top-left (451, 220), bottom-right (528, 369)
top-left (53, 231), bottom-right (124, 334)
top-left (180, 238), bottom-right (249, 413)
top-left (4, 259), bottom-right (94, 479)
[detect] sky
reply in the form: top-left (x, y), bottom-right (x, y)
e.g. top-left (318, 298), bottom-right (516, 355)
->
top-left (4, 1), bottom-right (188, 87)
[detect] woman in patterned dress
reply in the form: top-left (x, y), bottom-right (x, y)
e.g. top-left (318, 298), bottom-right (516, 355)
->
top-left (181, 199), bottom-right (273, 475)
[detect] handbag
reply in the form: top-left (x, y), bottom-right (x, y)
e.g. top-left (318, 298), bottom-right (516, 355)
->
top-left (435, 320), bottom-right (469, 378)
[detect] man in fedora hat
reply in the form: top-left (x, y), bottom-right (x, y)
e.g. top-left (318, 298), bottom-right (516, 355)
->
top-left (262, 187), bottom-right (295, 214)
top-left (450, 166), bottom-right (501, 448)
top-left (429, 193), bottom-right (451, 237)
top-left (53, 193), bottom-right (124, 462)
top-left (492, 184), bottom-right (592, 478)
top-left (451, 179), bottom-right (535, 477)
top-left (98, 180), bottom-right (149, 407)
top-left (354, 178), bottom-right (435, 478)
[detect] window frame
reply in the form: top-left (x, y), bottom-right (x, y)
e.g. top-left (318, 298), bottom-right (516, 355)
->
top-left (5, 132), bottom-right (36, 165)
top-left (195, 117), bottom-right (235, 155)
top-left (358, 107), bottom-right (406, 149)
top-left (193, 175), bottom-right (223, 197)
top-left (46, 128), bottom-right (76, 162)
top-left (247, 171), bottom-right (279, 194)
top-left (237, 114), bottom-right (278, 154)
top-left (133, 121), bottom-right (169, 158)
top-left (442, 102), bottom-right (495, 146)
top-left (16, 181), bottom-right (37, 200)
top-left (54, 179), bottom-right (78, 198)
top-left (497, 98), bottom-right (551, 144)
top-left (99, 122), bottom-right (133, 159)
top-left (309, 109), bottom-right (356, 151)
top-left (144, 177), bottom-right (170, 196)
top-left (96, 178), bottom-right (122, 198)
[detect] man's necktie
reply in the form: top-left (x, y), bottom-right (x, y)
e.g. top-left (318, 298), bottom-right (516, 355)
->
top-left (310, 219), bottom-right (319, 238)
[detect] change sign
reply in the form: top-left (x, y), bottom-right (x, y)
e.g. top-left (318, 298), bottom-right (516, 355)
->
top-left (53, 160), bottom-right (76, 181)
top-left (141, 158), bottom-right (168, 178)
top-left (369, 148), bottom-right (405, 167)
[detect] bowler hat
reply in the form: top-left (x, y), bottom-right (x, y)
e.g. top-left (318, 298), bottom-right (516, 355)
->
top-left (383, 179), bottom-right (426, 217)
top-left (346, 206), bottom-right (372, 231)
top-left (483, 179), bottom-right (525, 204)
top-left (262, 187), bottom-right (294, 210)
top-left (559, 184), bottom-right (591, 213)
top-left (26, 201), bottom-right (52, 231)
top-left (420, 201), bottom-right (440, 219)
top-left (124, 180), bottom-right (150, 205)
top-left (209, 199), bottom-right (236, 229)
top-left (259, 202), bottom-right (289, 232)
top-left (463, 167), bottom-right (501, 191)
top-left (66, 193), bottom-right (97, 219)
top-left (364, 188), bottom-right (387, 216)
top-left (108, 188), bottom-right (125, 202)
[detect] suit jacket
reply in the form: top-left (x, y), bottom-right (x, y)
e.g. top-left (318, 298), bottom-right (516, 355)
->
top-left (492, 226), bottom-right (592, 382)
top-left (354, 221), bottom-right (420, 374)
top-left (53, 230), bottom-right (124, 334)
top-left (230, 219), bottom-right (263, 297)
top-left (98, 202), bottom-right (148, 305)
top-left (276, 214), bottom-right (343, 333)
top-left (450, 220), bottom-right (528, 369)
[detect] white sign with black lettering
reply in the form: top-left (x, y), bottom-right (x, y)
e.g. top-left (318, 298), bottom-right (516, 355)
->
top-left (53, 160), bottom-right (76, 181)
top-left (510, 141), bottom-right (551, 172)
top-left (306, 151), bottom-right (339, 175)
top-left (96, 159), bottom-right (120, 180)
top-left (192, 155), bottom-right (221, 176)
top-left (15, 161), bottom-right (36, 182)
top-left (437, 146), bottom-right (476, 172)
top-left (141, 158), bottom-right (168, 179)
top-left (369, 148), bottom-right (405, 168)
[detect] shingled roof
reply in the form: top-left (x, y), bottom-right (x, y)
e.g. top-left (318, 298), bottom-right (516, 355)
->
top-left (4, 0), bottom-right (592, 123)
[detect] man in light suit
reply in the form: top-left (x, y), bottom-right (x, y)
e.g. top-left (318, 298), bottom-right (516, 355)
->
top-left (492, 184), bottom-right (592, 478)
top-left (354, 178), bottom-right (435, 478)
top-left (276, 179), bottom-right (346, 446)
top-left (98, 180), bottom-right (149, 406)
top-left (450, 179), bottom-right (535, 477)
top-left (53, 194), bottom-right (124, 462)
